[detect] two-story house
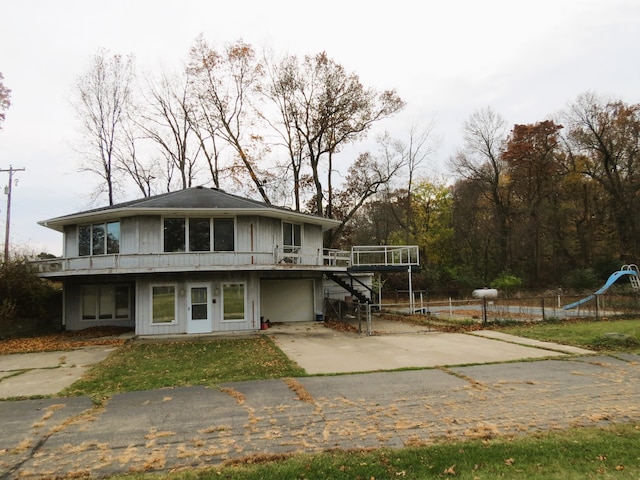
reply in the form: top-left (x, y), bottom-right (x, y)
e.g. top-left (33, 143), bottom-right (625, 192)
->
top-left (32, 186), bottom-right (354, 335)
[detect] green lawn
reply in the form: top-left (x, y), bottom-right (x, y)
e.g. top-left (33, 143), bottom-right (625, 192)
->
top-left (112, 423), bottom-right (640, 479)
top-left (498, 318), bottom-right (640, 351)
top-left (61, 336), bottom-right (305, 399)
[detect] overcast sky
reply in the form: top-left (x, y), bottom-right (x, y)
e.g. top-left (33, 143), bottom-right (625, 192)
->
top-left (0, 0), bottom-right (639, 255)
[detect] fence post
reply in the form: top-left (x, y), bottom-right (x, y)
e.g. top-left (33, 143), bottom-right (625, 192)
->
top-left (541, 297), bottom-right (546, 322)
top-left (595, 294), bottom-right (600, 320)
top-left (366, 303), bottom-right (372, 336)
top-left (482, 298), bottom-right (487, 324)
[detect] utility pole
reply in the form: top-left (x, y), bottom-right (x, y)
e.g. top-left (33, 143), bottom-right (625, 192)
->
top-left (1, 166), bottom-right (25, 262)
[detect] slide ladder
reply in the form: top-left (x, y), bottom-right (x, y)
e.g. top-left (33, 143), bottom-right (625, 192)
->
top-left (623, 264), bottom-right (640, 292)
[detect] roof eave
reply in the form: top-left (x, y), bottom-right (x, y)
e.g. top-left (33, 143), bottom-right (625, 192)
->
top-left (39, 206), bottom-right (341, 232)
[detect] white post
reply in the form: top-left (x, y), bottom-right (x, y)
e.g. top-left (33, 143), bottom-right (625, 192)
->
top-left (408, 266), bottom-right (414, 314)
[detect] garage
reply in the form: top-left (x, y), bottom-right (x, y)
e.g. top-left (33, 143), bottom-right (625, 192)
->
top-left (260, 278), bottom-right (315, 322)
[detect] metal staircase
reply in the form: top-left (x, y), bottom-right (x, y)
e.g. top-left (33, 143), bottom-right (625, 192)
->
top-left (326, 245), bottom-right (420, 309)
top-left (325, 272), bottom-right (374, 304)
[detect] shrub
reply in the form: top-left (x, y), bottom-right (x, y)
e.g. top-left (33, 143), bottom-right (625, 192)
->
top-left (563, 268), bottom-right (599, 290)
top-left (0, 257), bottom-right (57, 338)
top-left (490, 273), bottom-right (523, 298)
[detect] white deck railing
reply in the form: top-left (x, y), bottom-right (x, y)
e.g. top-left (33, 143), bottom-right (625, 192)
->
top-left (30, 245), bottom-right (418, 276)
top-left (30, 247), bottom-right (352, 276)
top-left (350, 245), bottom-right (420, 268)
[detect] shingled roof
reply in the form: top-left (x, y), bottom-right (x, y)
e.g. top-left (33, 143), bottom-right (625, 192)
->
top-left (39, 186), bottom-right (340, 232)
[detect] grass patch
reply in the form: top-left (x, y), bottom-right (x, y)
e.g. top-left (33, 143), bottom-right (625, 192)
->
top-left (61, 336), bottom-right (305, 398)
top-left (110, 423), bottom-right (640, 479)
top-left (498, 318), bottom-right (640, 351)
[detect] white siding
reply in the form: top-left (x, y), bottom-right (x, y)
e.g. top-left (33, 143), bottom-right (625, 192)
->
top-left (120, 217), bottom-right (138, 254)
top-left (254, 216), bottom-right (280, 253)
top-left (63, 225), bottom-right (77, 257)
top-left (236, 215), bottom-right (256, 253)
top-left (138, 216), bottom-right (161, 253)
top-left (136, 272), bottom-right (260, 336)
top-left (303, 223), bottom-right (323, 251)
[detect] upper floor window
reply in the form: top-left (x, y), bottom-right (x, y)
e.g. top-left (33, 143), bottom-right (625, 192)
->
top-left (283, 222), bottom-right (301, 252)
top-left (79, 221), bottom-right (120, 256)
top-left (163, 217), bottom-right (235, 253)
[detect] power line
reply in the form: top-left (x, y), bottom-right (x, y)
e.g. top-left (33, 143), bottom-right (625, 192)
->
top-left (0, 166), bottom-right (26, 262)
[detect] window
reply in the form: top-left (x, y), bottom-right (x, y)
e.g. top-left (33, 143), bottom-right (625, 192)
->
top-left (164, 218), bottom-right (186, 252)
top-left (152, 285), bottom-right (176, 324)
top-left (164, 217), bottom-right (235, 252)
top-left (222, 283), bottom-right (245, 321)
top-left (92, 223), bottom-right (105, 255)
top-left (283, 222), bottom-right (301, 251)
top-left (107, 221), bottom-right (120, 254)
top-left (79, 225), bottom-right (91, 256)
top-left (78, 222), bottom-right (120, 256)
top-left (214, 218), bottom-right (234, 251)
top-left (81, 285), bottom-right (130, 321)
top-left (189, 218), bottom-right (211, 252)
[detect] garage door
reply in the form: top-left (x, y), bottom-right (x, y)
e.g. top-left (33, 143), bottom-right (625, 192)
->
top-left (260, 279), bottom-right (314, 322)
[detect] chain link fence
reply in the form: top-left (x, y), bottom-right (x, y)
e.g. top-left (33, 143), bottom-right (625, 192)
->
top-left (324, 293), bottom-right (640, 335)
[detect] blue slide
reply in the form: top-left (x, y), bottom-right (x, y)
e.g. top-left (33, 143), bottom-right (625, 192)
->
top-left (563, 269), bottom-right (638, 310)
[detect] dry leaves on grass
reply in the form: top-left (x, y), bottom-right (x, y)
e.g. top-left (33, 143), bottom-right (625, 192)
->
top-left (0, 327), bottom-right (133, 354)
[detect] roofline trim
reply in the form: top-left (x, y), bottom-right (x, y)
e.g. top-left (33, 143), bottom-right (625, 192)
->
top-left (39, 206), bottom-right (341, 232)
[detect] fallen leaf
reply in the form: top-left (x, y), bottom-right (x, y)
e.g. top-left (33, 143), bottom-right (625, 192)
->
top-left (444, 465), bottom-right (456, 475)
top-left (504, 458), bottom-right (515, 465)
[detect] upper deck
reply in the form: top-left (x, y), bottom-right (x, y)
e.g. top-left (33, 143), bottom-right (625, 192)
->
top-left (30, 245), bottom-right (420, 277)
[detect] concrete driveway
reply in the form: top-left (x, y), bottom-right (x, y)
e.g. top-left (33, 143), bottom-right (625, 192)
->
top-left (0, 346), bottom-right (118, 399)
top-left (267, 320), bottom-right (592, 374)
top-left (0, 320), bottom-right (592, 399)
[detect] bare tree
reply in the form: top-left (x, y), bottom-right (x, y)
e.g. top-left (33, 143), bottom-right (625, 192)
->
top-left (187, 36), bottom-right (270, 202)
top-left (381, 122), bottom-right (437, 243)
top-left (451, 107), bottom-right (511, 273)
top-left (265, 51), bottom-right (405, 217)
top-left (71, 49), bottom-right (135, 205)
top-left (563, 92), bottom-right (640, 260)
top-left (140, 70), bottom-right (200, 191)
top-left (0, 72), bottom-right (10, 130)
top-left (115, 115), bottom-right (158, 197)
top-left (262, 54), bottom-right (307, 210)
top-left (328, 142), bottom-right (407, 247)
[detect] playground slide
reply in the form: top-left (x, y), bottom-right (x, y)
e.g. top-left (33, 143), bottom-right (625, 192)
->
top-left (563, 269), bottom-right (638, 310)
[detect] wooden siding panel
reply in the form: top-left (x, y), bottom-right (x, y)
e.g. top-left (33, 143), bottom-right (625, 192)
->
top-left (255, 217), bottom-right (280, 253)
top-left (120, 217), bottom-right (138, 254)
top-left (136, 272), bottom-right (259, 335)
top-left (303, 223), bottom-right (323, 250)
top-left (63, 225), bottom-right (77, 257)
top-left (235, 216), bottom-right (254, 253)
top-left (136, 277), bottom-right (183, 336)
top-left (137, 216), bottom-right (161, 253)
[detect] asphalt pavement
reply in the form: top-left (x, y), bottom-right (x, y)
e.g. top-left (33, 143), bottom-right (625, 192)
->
top-left (1, 321), bottom-right (639, 479)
